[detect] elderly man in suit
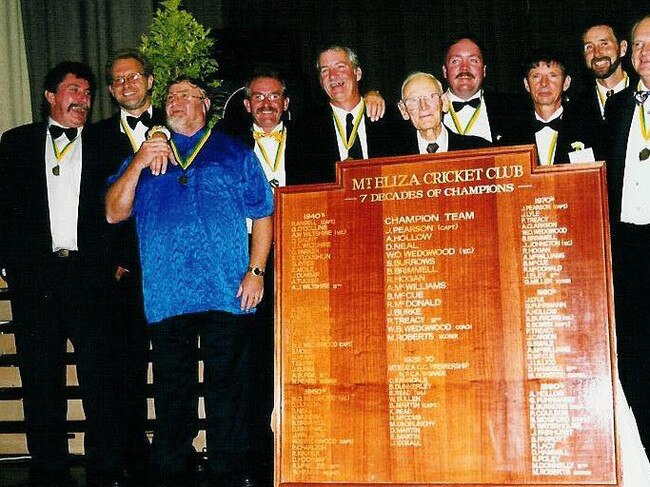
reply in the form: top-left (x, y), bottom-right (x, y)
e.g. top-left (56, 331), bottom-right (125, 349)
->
top-left (604, 14), bottom-right (650, 451)
top-left (0, 62), bottom-right (121, 486)
top-left (397, 72), bottom-right (490, 154)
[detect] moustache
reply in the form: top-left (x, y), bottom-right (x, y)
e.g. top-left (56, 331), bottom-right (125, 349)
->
top-left (255, 105), bottom-right (279, 113)
top-left (455, 71), bottom-right (475, 79)
top-left (591, 56), bottom-right (612, 66)
top-left (68, 103), bottom-right (89, 112)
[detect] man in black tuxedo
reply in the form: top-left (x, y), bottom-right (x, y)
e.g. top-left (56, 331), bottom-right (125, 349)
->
top-left (224, 67), bottom-right (299, 484)
top-left (87, 48), bottom-right (162, 479)
top-left (301, 45), bottom-right (399, 183)
top-left (397, 72), bottom-right (490, 154)
top-left (507, 52), bottom-right (601, 165)
top-left (604, 14), bottom-right (650, 450)
top-left (442, 36), bottom-right (522, 145)
top-left (578, 22), bottom-right (633, 128)
top-left (0, 62), bottom-right (121, 486)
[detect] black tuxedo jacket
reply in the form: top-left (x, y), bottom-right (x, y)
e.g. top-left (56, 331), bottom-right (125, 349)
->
top-left (604, 86), bottom-right (640, 230)
top-left (503, 102), bottom-right (603, 165)
top-left (396, 125), bottom-right (491, 155)
top-left (445, 91), bottom-right (526, 145)
top-left (0, 122), bottom-right (112, 295)
top-left (482, 91), bottom-right (527, 145)
top-left (86, 108), bottom-right (165, 272)
top-left (574, 72), bottom-right (639, 131)
top-left (300, 103), bottom-right (402, 184)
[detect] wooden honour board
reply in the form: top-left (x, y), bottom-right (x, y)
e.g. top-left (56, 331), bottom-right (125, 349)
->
top-left (274, 145), bottom-right (619, 487)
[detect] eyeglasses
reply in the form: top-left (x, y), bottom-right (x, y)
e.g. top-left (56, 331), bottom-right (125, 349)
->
top-left (401, 92), bottom-right (442, 110)
top-left (166, 91), bottom-right (206, 103)
top-left (250, 92), bottom-right (284, 102)
top-left (111, 72), bottom-right (145, 86)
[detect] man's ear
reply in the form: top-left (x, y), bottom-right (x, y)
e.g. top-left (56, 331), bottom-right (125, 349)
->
top-left (355, 67), bottom-right (362, 82)
top-left (442, 65), bottom-right (448, 80)
top-left (523, 78), bottom-right (531, 94)
top-left (203, 98), bottom-right (211, 114)
top-left (397, 102), bottom-right (410, 121)
top-left (620, 40), bottom-right (628, 57)
top-left (562, 75), bottom-right (572, 93)
top-left (441, 93), bottom-right (450, 114)
top-left (283, 96), bottom-right (290, 112)
top-left (44, 90), bottom-right (55, 106)
top-left (243, 98), bottom-right (252, 114)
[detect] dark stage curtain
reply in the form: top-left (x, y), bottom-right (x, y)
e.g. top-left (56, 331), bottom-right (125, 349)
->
top-left (20, 0), bottom-right (154, 122)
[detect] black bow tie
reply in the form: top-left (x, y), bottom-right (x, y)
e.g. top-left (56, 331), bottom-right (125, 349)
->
top-left (126, 111), bottom-right (152, 129)
top-left (452, 98), bottom-right (481, 112)
top-left (49, 125), bottom-right (78, 140)
top-left (534, 118), bottom-right (562, 133)
top-left (635, 90), bottom-right (650, 106)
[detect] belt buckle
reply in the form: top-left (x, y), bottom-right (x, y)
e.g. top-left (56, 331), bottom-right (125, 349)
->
top-left (56, 249), bottom-right (70, 258)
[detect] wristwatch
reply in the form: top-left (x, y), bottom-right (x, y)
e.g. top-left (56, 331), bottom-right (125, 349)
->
top-left (247, 266), bottom-right (265, 276)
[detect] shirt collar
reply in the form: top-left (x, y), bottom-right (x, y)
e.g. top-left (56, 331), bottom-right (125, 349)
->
top-left (534, 105), bottom-right (563, 123)
top-left (330, 99), bottom-right (364, 120)
top-left (252, 121), bottom-right (284, 134)
top-left (120, 105), bottom-right (153, 122)
top-left (446, 89), bottom-right (482, 103)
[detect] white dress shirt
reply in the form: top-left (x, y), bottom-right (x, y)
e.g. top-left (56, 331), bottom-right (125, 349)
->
top-left (331, 100), bottom-right (368, 159)
top-left (621, 81), bottom-right (650, 224)
top-left (444, 90), bottom-right (493, 142)
top-left (417, 125), bottom-right (449, 154)
top-left (46, 119), bottom-right (83, 251)
top-left (533, 107), bottom-right (563, 166)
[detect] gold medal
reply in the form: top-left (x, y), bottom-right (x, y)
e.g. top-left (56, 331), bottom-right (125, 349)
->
top-left (179, 174), bottom-right (188, 185)
top-left (52, 165), bottom-right (60, 176)
top-left (269, 178), bottom-right (279, 188)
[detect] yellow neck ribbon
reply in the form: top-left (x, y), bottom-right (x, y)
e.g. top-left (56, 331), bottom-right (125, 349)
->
top-left (255, 127), bottom-right (286, 175)
top-left (170, 128), bottom-right (212, 171)
top-left (332, 100), bottom-right (365, 151)
top-left (448, 92), bottom-right (482, 135)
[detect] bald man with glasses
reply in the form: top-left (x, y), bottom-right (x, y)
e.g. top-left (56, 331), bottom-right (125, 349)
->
top-left (397, 72), bottom-right (490, 155)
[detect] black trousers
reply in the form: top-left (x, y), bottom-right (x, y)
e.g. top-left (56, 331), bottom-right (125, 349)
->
top-left (150, 310), bottom-right (253, 479)
top-left (611, 223), bottom-right (650, 450)
top-left (12, 255), bottom-right (120, 476)
top-left (109, 268), bottom-right (150, 464)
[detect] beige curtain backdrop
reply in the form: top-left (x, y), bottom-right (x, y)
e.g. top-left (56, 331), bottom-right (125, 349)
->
top-left (0, 0), bottom-right (32, 136)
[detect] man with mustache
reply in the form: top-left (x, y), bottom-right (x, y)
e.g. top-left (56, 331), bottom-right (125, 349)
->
top-left (604, 14), bottom-right (650, 451)
top-left (579, 22), bottom-right (634, 125)
top-left (0, 62), bottom-right (122, 486)
top-left (442, 36), bottom-right (522, 145)
top-left (221, 67), bottom-right (301, 484)
top-left (507, 51), bottom-right (601, 165)
top-left (301, 45), bottom-right (400, 183)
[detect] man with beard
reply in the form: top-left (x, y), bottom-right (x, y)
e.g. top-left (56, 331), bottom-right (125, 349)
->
top-left (604, 14), bottom-right (650, 452)
top-left (396, 72), bottom-right (490, 154)
top-left (0, 62), bottom-right (122, 486)
top-left (86, 48), bottom-right (162, 481)
top-left (106, 77), bottom-right (273, 487)
top-left (442, 36), bottom-right (522, 145)
top-left (579, 22), bottom-right (634, 125)
top-left (507, 51), bottom-right (602, 165)
top-left (302, 45), bottom-right (400, 183)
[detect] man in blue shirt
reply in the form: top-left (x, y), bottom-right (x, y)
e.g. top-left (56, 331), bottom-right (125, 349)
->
top-left (106, 77), bottom-right (273, 487)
